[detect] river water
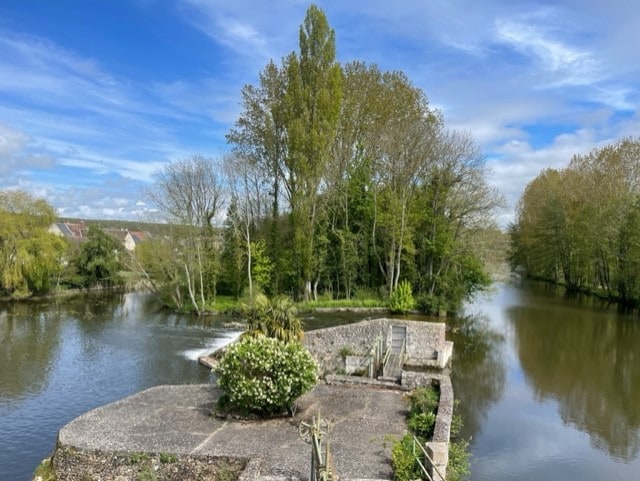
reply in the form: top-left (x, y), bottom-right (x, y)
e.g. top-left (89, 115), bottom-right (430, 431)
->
top-left (1, 283), bottom-right (639, 480)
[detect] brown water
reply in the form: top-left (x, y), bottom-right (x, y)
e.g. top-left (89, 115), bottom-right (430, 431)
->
top-left (1, 283), bottom-right (639, 480)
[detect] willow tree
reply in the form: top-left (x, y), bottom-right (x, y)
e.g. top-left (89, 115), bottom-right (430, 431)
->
top-left (281, 4), bottom-right (342, 300)
top-left (0, 190), bottom-right (66, 298)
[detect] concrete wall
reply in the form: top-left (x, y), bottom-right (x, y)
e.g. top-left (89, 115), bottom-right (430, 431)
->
top-left (303, 318), bottom-right (451, 375)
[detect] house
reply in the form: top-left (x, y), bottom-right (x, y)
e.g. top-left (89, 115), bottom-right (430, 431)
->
top-left (48, 222), bottom-right (88, 240)
top-left (124, 230), bottom-right (148, 251)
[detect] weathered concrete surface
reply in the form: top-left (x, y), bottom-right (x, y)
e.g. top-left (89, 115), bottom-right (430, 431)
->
top-left (56, 383), bottom-right (409, 481)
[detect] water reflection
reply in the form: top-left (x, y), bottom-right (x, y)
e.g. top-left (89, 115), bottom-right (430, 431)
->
top-left (0, 303), bottom-right (63, 402)
top-left (0, 292), bottom-right (229, 481)
top-left (509, 297), bottom-right (640, 461)
top-left (448, 313), bottom-right (507, 440)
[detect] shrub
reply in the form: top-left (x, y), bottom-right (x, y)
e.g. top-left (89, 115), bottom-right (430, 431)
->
top-left (407, 411), bottom-right (437, 439)
top-left (408, 386), bottom-right (440, 417)
top-left (242, 293), bottom-right (303, 343)
top-left (447, 438), bottom-right (472, 481)
top-left (215, 336), bottom-right (317, 415)
top-left (415, 293), bottom-right (449, 315)
top-left (388, 280), bottom-right (415, 313)
top-left (391, 434), bottom-right (422, 481)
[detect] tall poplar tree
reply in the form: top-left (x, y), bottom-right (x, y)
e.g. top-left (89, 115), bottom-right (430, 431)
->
top-left (281, 4), bottom-right (342, 300)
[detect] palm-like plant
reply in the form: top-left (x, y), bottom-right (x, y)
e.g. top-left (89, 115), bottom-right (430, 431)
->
top-left (242, 293), bottom-right (303, 343)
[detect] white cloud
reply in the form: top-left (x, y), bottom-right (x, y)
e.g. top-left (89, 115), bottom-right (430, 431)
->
top-left (495, 19), bottom-right (601, 87)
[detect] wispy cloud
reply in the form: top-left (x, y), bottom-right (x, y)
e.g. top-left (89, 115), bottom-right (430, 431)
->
top-left (495, 19), bottom-right (601, 87)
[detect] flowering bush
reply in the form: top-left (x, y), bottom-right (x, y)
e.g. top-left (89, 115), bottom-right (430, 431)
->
top-left (214, 336), bottom-right (317, 415)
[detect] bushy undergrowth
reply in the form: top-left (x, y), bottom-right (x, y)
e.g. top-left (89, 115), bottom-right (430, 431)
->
top-left (391, 385), bottom-right (471, 481)
top-left (214, 336), bottom-right (317, 415)
top-left (388, 280), bottom-right (415, 313)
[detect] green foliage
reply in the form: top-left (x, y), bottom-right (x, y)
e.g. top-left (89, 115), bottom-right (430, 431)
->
top-left (159, 452), bottom-right (177, 463)
top-left (406, 386), bottom-right (439, 439)
top-left (415, 293), bottom-right (448, 316)
top-left (408, 386), bottom-right (440, 416)
top-left (339, 346), bottom-right (355, 360)
top-left (447, 438), bottom-right (472, 481)
top-left (128, 452), bottom-right (151, 464)
top-left (407, 411), bottom-right (437, 439)
top-left (242, 293), bottom-right (303, 342)
top-left (0, 190), bottom-right (67, 298)
top-left (251, 239), bottom-right (273, 291)
top-left (388, 280), bottom-right (415, 313)
top-left (511, 138), bottom-right (640, 308)
top-left (214, 336), bottom-right (317, 415)
top-left (72, 226), bottom-right (124, 289)
top-left (390, 434), bottom-right (422, 481)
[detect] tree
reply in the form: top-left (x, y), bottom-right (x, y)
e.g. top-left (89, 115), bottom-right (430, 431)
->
top-left (242, 293), bottom-right (303, 343)
top-left (511, 138), bottom-right (640, 306)
top-left (414, 130), bottom-right (502, 311)
top-left (281, 4), bottom-right (342, 300)
top-left (72, 226), bottom-right (124, 289)
top-left (0, 190), bottom-right (66, 298)
top-left (142, 155), bottom-right (226, 313)
top-left (227, 60), bottom-right (288, 293)
top-left (223, 152), bottom-right (268, 297)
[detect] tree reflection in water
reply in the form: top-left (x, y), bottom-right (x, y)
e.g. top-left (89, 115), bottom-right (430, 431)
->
top-left (448, 313), bottom-right (507, 440)
top-left (0, 301), bottom-right (63, 401)
top-left (510, 303), bottom-right (640, 462)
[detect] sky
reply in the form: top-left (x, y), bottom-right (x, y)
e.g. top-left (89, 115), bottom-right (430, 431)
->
top-left (1, 1), bottom-right (639, 226)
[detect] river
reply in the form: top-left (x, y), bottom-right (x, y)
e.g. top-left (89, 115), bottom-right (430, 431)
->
top-left (1, 283), bottom-right (639, 480)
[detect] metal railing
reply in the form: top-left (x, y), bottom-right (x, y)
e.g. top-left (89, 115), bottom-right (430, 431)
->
top-left (412, 436), bottom-right (446, 481)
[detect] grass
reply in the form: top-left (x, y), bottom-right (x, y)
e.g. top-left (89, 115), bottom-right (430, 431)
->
top-left (298, 297), bottom-right (385, 310)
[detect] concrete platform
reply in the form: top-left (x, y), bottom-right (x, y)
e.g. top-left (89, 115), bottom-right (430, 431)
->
top-left (56, 383), bottom-right (410, 481)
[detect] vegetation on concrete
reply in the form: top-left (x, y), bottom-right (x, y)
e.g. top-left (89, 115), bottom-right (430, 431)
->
top-left (49, 447), bottom-right (245, 481)
top-left (33, 457), bottom-right (56, 481)
top-left (214, 336), bottom-right (317, 416)
top-left (391, 385), bottom-right (471, 481)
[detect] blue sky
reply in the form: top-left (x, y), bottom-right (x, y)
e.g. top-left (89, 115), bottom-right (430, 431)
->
top-left (1, 1), bottom-right (639, 225)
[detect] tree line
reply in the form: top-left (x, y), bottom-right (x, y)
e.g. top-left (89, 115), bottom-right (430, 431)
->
top-left (0, 6), bottom-right (503, 312)
top-left (510, 138), bottom-right (640, 307)
top-left (136, 5), bottom-right (503, 314)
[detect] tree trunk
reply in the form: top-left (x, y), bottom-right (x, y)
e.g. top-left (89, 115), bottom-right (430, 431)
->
top-left (184, 264), bottom-right (201, 315)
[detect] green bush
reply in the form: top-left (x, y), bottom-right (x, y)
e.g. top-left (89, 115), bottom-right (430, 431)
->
top-left (408, 386), bottom-right (440, 417)
top-left (447, 438), bottom-right (472, 481)
top-left (407, 411), bottom-right (437, 439)
top-left (415, 293), bottom-right (449, 315)
top-left (215, 336), bottom-right (317, 415)
top-left (388, 280), bottom-right (415, 313)
top-left (391, 434), bottom-right (422, 481)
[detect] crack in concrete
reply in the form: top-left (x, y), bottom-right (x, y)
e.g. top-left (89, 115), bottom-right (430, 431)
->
top-left (191, 420), bottom-right (228, 454)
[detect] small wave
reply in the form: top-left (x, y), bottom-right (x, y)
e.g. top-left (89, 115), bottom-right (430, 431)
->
top-left (181, 331), bottom-right (242, 361)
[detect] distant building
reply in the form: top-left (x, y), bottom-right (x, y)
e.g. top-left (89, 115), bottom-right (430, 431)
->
top-left (124, 230), bottom-right (148, 251)
top-left (48, 222), bottom-right (88, 240)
